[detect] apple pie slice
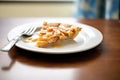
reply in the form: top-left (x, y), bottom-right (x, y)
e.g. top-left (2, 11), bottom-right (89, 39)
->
top-left (27, 22), bottom-right (82, 47)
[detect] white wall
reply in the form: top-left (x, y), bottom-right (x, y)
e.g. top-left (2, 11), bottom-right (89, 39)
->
top-left (0, 2), bottom-right (74, 17)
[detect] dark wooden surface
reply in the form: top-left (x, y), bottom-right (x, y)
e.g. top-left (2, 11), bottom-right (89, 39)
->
top-left (0, 18), bottom-right (120, 80)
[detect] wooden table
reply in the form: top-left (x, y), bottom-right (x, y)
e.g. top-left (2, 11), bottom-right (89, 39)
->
top-left (0, 18), bottom-right (120, 80)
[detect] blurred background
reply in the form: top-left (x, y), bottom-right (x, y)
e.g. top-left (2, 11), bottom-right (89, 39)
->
top-left (0, 0), bottom-right (74, 17)
top-left (0, 0), bottom-right (119, 19)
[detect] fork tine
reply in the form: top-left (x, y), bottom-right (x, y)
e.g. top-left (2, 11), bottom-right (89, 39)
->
top-left (23, 25), bottom-right (32, 33)
top-left (24, 24), bottom-right (37, 36)
top-left (26, 25), bottom-right (34, 34)
top-left (29, 25), bottom-right (37, 35)
top-left (27, 25), bottom-right (36, 35)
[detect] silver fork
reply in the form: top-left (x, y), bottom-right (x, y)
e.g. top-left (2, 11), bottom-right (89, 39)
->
top-left (1, 24), bottom-right (37, 52)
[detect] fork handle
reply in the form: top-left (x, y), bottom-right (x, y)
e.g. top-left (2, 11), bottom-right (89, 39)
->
top-left (1, 36), bottom-right (20, 52)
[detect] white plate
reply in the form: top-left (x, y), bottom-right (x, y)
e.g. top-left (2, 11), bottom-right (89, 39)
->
top-left (7, 22), bottom-right (103, 54)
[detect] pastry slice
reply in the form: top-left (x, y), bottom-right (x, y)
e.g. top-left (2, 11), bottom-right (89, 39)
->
top-left (27, 22), bottom-right (82, 47)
